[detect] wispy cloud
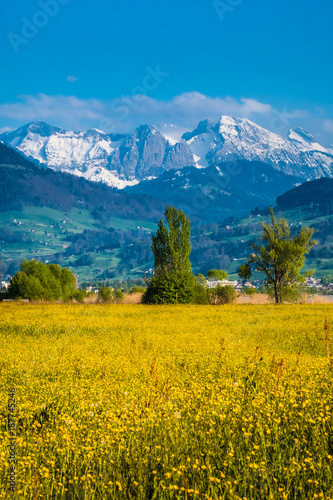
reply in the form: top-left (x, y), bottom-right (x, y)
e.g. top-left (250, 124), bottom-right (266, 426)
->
top-left (0, 94), bottom-right (104, 131)
top-left (67, 75), bottom-right (78, 83)
top-left (323, 119), bottom-right (333, 134)
top-left (0, 126), bottom-right (12, 134)
top-left (0, 92), bottom-right (332, 146)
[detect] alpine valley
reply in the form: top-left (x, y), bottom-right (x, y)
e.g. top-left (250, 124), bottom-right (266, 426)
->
top-left (1, 116), bottom-right (333, 281)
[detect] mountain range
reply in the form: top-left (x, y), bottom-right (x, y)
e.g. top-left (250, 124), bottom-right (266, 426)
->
top-left (0, 141), bottom-right (165, 219)
top-left (1, 116), bottom-right (333, 190)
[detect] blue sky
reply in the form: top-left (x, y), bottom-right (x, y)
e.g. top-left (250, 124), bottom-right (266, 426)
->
top-left (0, 0), bottom-right (332, 144)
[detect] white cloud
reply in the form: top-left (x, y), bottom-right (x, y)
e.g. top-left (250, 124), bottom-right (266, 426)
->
top-left (0, 92), bottom-right (274, 132)
top-left (101, 92), bottom-right (274, 132)
top-left (0, 93), bottom-right (104, 131)
top-left (0, 91), bottom-right (332, 146)
top-left (67, 75), bottom-right (78, 83)
top-left (323, 119), bottom-right (333, 134)
top-left (0, 126), bottom-right (12, 134)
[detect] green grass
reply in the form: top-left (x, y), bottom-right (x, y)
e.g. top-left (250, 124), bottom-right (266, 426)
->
top-left (108, 217), bottom-right (156, 232)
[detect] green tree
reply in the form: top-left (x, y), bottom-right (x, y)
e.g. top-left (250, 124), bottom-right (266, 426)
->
top-left (196, 274), bottom-right (206, 285)
top-left (60, 268), bottom-right (77, 300)
top-left (130, 286), bottom-right (146, 294)
top-left (10, 260), bottom-right (76, 301)
top-left (10, 273), bottom-right (45, 300)
top-left (152, 206), bottom-right (192, 276)
top-left (143, 271), bottom-right (196, 304)
top-left (207, 269), bottom-right (228, 281)
top-left (239, 207), bottom-right (317, 304)
top-left (194, 280), bottom-right (210, 305)
top-left (19, 260), bottom-right (62, 300)
top-left (238, 263), bottom-right (252, 283)
top-left (321, 276), bottom-right (333, 285)
top-left (143, 207), bottom-right (195, 304)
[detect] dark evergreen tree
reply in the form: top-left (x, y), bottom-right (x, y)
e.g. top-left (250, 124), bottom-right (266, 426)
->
top-left (143, 207), bottom-right (196, 304)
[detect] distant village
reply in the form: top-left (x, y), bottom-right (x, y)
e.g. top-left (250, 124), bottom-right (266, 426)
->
top-left (2, 275), bottom-right (333, 296)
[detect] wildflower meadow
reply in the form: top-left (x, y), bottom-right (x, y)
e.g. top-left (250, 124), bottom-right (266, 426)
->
top-left (0, 303), bottom-right (332, 499)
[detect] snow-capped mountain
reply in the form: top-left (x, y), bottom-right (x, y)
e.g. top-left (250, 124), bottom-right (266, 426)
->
top-left (0, 122), bottom-right (194, 188)
top-left (182, 116), bottom-right (333, 179)
top-left (1, 117), bottom-right (333, 188)
top-left (107, 124), bottom-right (194, 181)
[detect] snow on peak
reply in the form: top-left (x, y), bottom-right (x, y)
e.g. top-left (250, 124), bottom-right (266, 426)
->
top-left (291, 127), bottom-right (315, 143)
top-left (1, 116), bottom-right (333, 188)
top-left (182, 115), bottom-right (333, 178)
top-left (288, 127), bottom-right (328, 154)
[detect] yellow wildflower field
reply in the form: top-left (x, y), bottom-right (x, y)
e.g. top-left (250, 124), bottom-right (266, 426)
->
top-left (0, 303), bottom-right (333, 499)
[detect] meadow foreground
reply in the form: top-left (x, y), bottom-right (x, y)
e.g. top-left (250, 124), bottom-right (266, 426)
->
top-left (0, 303), bottom-right (332, 499)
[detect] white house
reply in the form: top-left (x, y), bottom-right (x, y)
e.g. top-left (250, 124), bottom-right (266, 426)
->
top-left (206, 280), bottom-right (238, 289)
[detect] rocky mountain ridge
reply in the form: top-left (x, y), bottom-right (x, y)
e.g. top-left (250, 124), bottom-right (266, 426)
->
top-left (1, 116), bottom-right (332, 188)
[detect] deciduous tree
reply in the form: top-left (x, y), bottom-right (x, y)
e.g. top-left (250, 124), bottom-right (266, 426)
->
top-left (207, 269), bottom-right (228, 281)
top-left (10, 260), bottom-right (76, 301)
top-left (239, 207), bottom-right (317, 303)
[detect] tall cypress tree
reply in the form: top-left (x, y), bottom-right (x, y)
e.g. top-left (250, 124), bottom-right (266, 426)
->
top-left (143, 206), bottom-right (195, 304)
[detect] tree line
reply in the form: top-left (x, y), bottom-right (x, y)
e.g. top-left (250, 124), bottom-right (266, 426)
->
top-left (3, 205), bottom-right (316, 304)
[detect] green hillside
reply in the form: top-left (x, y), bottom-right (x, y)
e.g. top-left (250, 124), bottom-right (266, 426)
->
top-left (1, 203), bottom-right (332, 283)
top-left (1, 143), bottom-right (332, 283)
top-left (0, 206), bottom-right (157, 281)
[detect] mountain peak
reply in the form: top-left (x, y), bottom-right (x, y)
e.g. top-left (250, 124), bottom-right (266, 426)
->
top-left (1, 117), bottom-right (333, 189)
top-left (26, 121), bottom-right (63, 136)
top-left (84, 128), bottom-right (110, 139)
top-left (289, 127), bottom-right (315, 144)
top-left (182, 119), bottom-right (215, 141)
top-left (0, 121), bottom-right (63, 146)
top-left (136, 123), bottom-right (157, 133)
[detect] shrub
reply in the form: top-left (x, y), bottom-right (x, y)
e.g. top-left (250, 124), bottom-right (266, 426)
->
top-left (266, 284), bottom-right (304, 303)
top-left (114, 289), bottom-right (124, 302)
top-left (129, 286), bottom-right (146, 294)
top-left (71, 289), bottom-right (86, 303)
top-left (211, 285), bottom-right (237, 304)
top-left (194, 283), bottom-right (210, 304)
top-left (98, 287), bottom-right (114, 303)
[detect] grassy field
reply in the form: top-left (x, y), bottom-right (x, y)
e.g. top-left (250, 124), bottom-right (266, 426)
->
top-left (0, 304), bottom-right (333, 499)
